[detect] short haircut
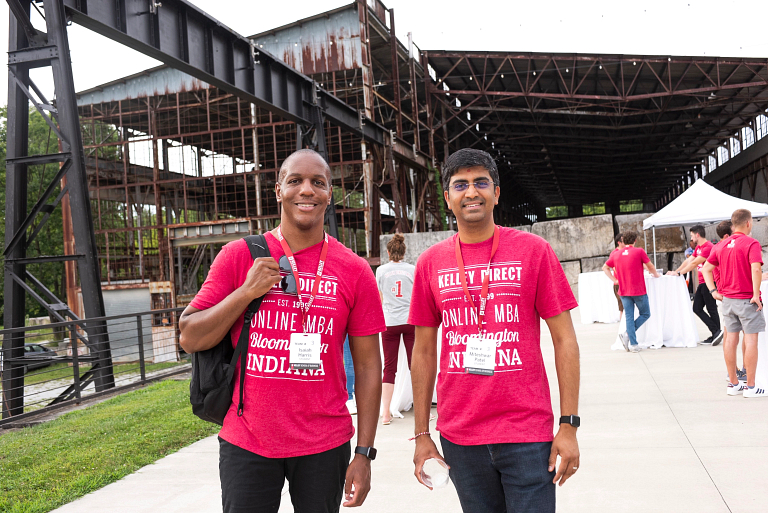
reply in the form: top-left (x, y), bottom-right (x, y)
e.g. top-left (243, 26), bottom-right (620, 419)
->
top-left (690, 225), bottom-right (706, 238)
top-left (442, 148), bottom-right (500, 192)
top-left (731, 209), bottom-right (752, 227)
top-left (614, 233), bottom-right (623, 245)
top-left (623, 231), bottom-right (638, 245)
top-left (278, 149), bottom-right (331, 184)
top-left (716, 220), bottom-right (733, 239)
top-left (387, 233), bottom-right (406, 261)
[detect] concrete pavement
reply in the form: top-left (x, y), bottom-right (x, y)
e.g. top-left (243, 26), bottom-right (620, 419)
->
top-left (52, 308), bottom-right (768, 512)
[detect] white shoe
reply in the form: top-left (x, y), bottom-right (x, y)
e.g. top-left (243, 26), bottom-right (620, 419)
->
top-left (629, 344), bottom-right (642, 353)
top-left (743, 387), bottom-right (768, 398)
top-left (727, 382), bottom-right (748, 396)
top-left (619, 332), bottom-right (630, 352)
top-left (346, 398), bottom-right (357, 415)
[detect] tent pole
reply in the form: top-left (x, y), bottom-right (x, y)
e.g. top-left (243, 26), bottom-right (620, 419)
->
top-left (653, 227), bottom-right (657, 268)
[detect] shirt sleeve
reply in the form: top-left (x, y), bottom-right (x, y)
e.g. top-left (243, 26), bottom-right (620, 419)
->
top-left (535, 244), bottom-right (578, 319)
top-left (748, 241), bottom-right (764, 265)
top-left (700, 243), bottom-right (713, 259)
top-left (346, 262), bottom-right (387, 337)
top-left (375, 265), bottom-right (383, 291)
top-left (640, 249), bottom-right (651, 264)
top-left (189, 243), bottom-right (236, 311)
top-left (605, 254), bottom-right (615, 268)
top-left (708, 246), bottom-right (720, 266)
top-left (408, 254), bottom-right (441, 327)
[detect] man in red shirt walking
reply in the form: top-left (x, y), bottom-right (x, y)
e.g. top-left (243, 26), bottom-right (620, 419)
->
top-left (409, 148), bottom-right (581, 512)
top-left (603, 231), bottom-right (661, 352)
top-left (702, 209), bottom-right (766, 398)
top-left (668, 225), bottom-right (723, 345)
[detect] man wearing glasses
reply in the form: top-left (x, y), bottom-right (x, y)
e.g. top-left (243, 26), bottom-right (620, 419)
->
top-left (179, 149), bottom-right (385, 513)
top-left (409, 148), bottom-right (581, 512)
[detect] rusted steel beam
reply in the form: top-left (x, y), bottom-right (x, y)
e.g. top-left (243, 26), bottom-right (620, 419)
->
top-left (388, 8), bottom-right (403, 137)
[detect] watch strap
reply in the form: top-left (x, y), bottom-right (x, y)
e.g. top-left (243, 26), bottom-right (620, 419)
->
top-left (559, 415), bottom-right (580, 428)
top-left (354, 446), bottom-right (377, 460)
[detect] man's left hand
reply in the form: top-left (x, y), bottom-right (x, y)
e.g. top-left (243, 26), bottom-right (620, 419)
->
top-left (343, 454), bottom-right (371, 507)
top-left (751, 295), bottom-right (763, 312)
top-left (713, 291), bottom-right (724, 301)
top-left (548, 425), bottom-right (580, 487)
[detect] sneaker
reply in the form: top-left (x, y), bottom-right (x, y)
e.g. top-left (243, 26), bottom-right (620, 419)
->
top-left (346, 397), bottom-right (357, 415)
top-left (619, 332), bottom-right (630, 352)
top-left (711, 330), bottom-right (724, 346)
top-left (737, 369), bottom-right (748, 382)
top-left (700, 336), bottom-right (714, 345)
top-left (743, 387), bottom-right (768, 398)
top-left (727, 382), bottom-right (748, 396)
top-left (629, 344), bottom-right (642, 353)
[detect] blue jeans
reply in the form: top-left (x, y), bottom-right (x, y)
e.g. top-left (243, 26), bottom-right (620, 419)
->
top-left (441, 435), bottom-right (555, 513)
top-left (343, 336), bottom-right (355, 400)
top-left (621, 294), bottom-right (651, 346)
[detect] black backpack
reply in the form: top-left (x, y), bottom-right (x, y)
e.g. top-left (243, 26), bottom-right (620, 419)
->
top-left (189, 234), bottom-right (270, 425)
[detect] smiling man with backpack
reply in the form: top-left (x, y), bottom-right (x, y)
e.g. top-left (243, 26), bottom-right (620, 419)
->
top-left (179, 149), bottom-right (385, 513)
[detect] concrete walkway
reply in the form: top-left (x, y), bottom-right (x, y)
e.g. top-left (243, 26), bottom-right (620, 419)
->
top-left (53, 308), bottom-right (768, 512)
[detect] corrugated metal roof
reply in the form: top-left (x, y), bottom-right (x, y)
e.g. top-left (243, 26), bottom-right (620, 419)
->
top-left (76, 66), bottom-right (208, 106)
top-left (250, 5), bottom-right (363, 75)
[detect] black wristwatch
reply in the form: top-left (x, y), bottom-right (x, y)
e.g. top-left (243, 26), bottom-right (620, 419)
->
top-left (354, 446), bottom-right (377, 460)
top-left (710, 287), bottom-right (717, 294)
top-left (559, 415), bottom-right (580, 428)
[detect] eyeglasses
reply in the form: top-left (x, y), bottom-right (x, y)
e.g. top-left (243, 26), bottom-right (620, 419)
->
top-left (448, 180), bottom-right (494, 192)
top-left (279, 255), bottom-right (297, 295)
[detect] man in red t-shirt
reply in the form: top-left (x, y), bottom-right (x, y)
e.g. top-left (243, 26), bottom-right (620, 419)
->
top-left (409, 148), bottom-right (580, 512)
top-left (179, 149), bottom-right (386, 511)
top-left (611, 233), bottom-right (625, 314)
top-left (603, 231), bottom-right (661, 352)
top-left (668, 225), bottom-right (723, 345)
top-left (703, 209), bottom-right (766, 398)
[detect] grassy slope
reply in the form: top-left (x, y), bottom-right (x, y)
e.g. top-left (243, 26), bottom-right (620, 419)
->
top-left (0, 379), bottom-right (219, 513)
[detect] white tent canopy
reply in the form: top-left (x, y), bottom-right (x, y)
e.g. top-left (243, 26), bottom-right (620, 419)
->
top-left (643, 180), bottom-right (768, 230)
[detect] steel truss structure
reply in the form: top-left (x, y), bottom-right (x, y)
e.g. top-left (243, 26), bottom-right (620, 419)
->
top-left (424, 51), bottom-right (768, 215)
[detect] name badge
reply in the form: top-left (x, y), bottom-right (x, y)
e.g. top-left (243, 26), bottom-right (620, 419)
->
top-left (464, 334), bottom-right (496, 376)
top-left (289, 333), bottom-right (322, 370)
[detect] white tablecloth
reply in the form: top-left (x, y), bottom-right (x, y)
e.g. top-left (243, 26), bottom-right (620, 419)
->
top-left (611, 275), bottom-right (699, 349)
top-left (381, 328), bottom-right (439, 418)
top-left (578, 272), bottom-right (621, 324)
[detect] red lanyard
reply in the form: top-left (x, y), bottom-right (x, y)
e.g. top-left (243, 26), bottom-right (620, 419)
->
top-left (276, 226), bottom-right (329, 333)
top-left (454, 225), bottom-right (500, 334)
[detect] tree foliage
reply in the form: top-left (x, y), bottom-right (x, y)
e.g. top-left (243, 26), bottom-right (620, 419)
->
top-left (0, 108), bottom-right (67, 320)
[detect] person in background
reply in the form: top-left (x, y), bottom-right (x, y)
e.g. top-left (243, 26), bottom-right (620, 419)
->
top-left (703, 209), bottom-right (766, 398)
top-left (344, 336), bottom-right (356, 414)
top-left (685, 238), bottom-right (696, 258)
top-left (712, 221), bottom-right (747, 382)
top-left (376, 234), bottom-right (416, 425)
top-left (603, 231), bottom-right (661, 352)
top-left (611, 233), bottom-right (625, 315)
top-left (668, 225), bottom-right (724, 345)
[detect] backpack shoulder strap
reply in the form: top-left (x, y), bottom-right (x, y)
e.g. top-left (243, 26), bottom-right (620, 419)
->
top-left (230, 233), bottom-right (271, 417)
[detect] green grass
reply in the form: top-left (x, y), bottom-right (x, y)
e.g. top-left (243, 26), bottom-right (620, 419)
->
top-left (0, 379), bottom-right (219, 513)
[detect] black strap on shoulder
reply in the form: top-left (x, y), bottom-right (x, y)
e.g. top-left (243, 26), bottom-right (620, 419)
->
top-left (225, 234), bottom-right (270, 417)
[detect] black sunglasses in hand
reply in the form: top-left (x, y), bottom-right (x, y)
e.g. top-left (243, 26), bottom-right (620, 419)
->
top-left (279, 255), bottom-right (298, 295)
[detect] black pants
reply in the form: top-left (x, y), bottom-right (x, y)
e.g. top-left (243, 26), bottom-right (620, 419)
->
top-left (693, 283), bottom-right (720, 335)
top-left (219, 437), bottom-right (350, 513)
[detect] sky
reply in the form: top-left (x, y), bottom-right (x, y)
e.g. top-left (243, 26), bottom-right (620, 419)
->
top-left (1, 0), bottom-right (767, 106)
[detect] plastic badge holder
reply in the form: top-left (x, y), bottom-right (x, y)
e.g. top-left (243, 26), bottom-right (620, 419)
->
top-left (421, 458), bottom-right (450, 488)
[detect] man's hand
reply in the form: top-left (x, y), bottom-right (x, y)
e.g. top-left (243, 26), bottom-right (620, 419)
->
top-left (548, 425), bottom-right (580, 487)
top-left (240, 257), bottom-right (281, 299)
top-left (666, 270), bottom-right (679, 276)
top-left (713, 291), bottom-right (724, 301)
top-left (413, 436), bottom-right (449, 490)
top-left (343, 455), bottom-right (371, 507)
top-left (751, 295), bottom-right (763, 312)
top-left (612, 278), bottom-right (619, 286)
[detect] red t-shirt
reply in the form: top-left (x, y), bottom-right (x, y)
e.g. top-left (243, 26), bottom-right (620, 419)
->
top-left (605, 246), bottom-right (651, 296)
top-left (711, 239), bottom-right (725, 286)
top-left (190, 233), bottom-right (385, 458)
top-left (706, 232), bottom-right (763, 299)
top-left (407, 227), bottom-right (577, 445)
top-left (694, 240), bottom-right (714, 285)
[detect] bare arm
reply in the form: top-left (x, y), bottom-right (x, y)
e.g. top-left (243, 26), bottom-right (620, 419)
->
top-left (751, 262), bottom-right (763, 311)
top-left (673, 255), bottom-right (703, 275)
top-left (411, 325), bottom-right (446, 489)
top-left (343, 334), bottom-right (382, 507)
top-left (701, 261), bottom-right (719, 300)
top-left (602, 263), bottom-right (617, 284)
top-left (644, 261), bottom-right (661, 278)
top-left (178, 257), bottom-right (281, 353)
top-left (545, 310), bottom-right (580, 487)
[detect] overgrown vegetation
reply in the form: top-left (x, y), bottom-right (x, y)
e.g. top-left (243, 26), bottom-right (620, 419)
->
top-left (0, 379), bottom-right (218, 513)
